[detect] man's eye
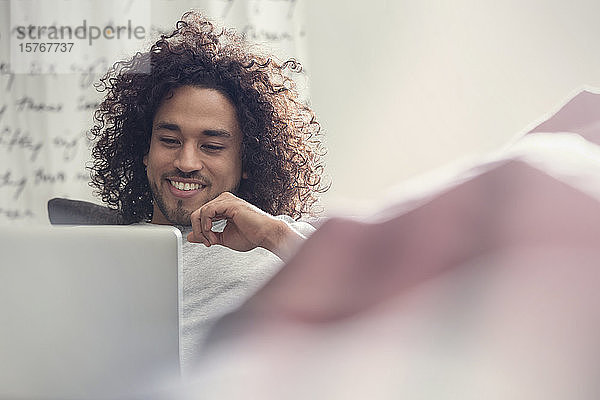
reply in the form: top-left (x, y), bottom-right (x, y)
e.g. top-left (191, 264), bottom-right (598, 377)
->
top-left (160, 138), bottom-right (180, 145)
top-left (202, 144), bottom-right (225, 151)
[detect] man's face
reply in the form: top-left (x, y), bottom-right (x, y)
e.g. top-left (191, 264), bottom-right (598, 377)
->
top-left (143, 85), bottom-right (246, 225)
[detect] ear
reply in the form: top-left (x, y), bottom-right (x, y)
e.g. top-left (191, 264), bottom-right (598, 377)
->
top-left (242, 170), bottom-right (248, 179)
top-left (143, 154), bottom-right (148, 167)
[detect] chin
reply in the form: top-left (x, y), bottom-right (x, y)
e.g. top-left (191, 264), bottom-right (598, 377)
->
top-left (156, 197), bottom-right (194, 226)
top-left (167, 207), bottom-right (193, 226)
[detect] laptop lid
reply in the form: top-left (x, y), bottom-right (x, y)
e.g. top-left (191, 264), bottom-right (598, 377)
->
top-left (0, 224), bottom-right (182, 399)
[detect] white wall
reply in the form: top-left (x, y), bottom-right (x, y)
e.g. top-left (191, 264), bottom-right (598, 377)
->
top-left (304, 0), bottom-right (600, 213)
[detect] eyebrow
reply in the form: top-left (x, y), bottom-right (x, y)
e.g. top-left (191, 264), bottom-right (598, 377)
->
top-left (203, 129), bottom-right (232, 138)
top-left (154, 122), bottom-right (233, 138)
top-left (154, 122), bottom-right (180, 132)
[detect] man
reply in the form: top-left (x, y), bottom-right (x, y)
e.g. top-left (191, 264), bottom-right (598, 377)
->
top-left (88, 11), bottom-right (327, 370)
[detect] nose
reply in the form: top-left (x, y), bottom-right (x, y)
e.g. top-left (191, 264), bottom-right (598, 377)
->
top-left (173, 143), bottom-right (203, 173)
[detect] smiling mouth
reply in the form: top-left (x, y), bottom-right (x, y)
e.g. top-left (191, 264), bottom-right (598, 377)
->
top-left (168, 180), bottom-right (206, 191)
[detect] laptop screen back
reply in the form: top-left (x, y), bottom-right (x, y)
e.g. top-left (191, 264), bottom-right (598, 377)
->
top-left (0, 224), bottom-right (181, 399)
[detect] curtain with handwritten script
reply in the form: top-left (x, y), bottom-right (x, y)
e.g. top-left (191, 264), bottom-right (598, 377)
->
top-left (0, 0), bottom-right (306, 225)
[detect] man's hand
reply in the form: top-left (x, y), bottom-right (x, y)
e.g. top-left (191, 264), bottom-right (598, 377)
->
top-left (187, 192), bottom-right (305, 261)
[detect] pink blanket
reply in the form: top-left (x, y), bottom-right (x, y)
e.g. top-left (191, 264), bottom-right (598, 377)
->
top-left (185, 90), bottom-right (600, 399)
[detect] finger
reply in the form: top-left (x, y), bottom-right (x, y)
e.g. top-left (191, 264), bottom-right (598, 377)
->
top-left (187, 229), bottom-right (208, 245)
top-left (204, 214), bottom-right (229, 246)
top-left (200, 205), bottom-right (230, 247)
top-left (198, 200), bottom-right (235, 245)
top-left (213, 231), bottom-right (224, 246)
top-left (198, 205), bottom-right (217, 246)
top-left (186, 230), bottom-right (203, 244)
top-left (206, 229), bottom-right (221, 246)
top-left (190, 208), bottom-right (210, 246)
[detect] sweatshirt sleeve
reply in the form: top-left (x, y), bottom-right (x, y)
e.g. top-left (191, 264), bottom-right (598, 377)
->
top-left (274, 214), bottom-right (318, 238)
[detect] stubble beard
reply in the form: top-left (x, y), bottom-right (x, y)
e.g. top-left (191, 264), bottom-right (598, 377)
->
top-left (149, 180), bottom-right (193, 226)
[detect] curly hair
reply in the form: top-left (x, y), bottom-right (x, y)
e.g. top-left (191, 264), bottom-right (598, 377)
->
top-left (89, 11), bottom-right (328, 224)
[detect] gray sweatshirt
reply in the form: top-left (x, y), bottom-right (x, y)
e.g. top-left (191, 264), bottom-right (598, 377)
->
top-left (176, 216), bottom-right (315, 374)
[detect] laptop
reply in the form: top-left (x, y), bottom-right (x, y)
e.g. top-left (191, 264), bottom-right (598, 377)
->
top-left (0, 224), bottom-right (182, 399)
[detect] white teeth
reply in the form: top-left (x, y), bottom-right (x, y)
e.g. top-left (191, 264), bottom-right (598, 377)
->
top-left (170, 180), bottom-right (201, 191)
